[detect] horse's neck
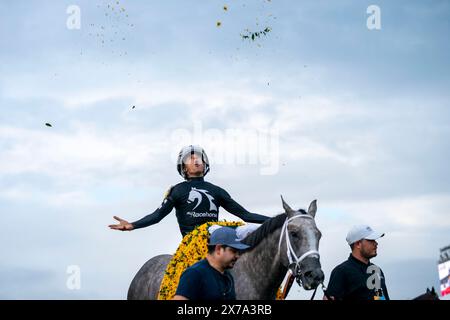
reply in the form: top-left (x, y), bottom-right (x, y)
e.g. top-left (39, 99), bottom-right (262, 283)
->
top-left (235, 228), bottom-right (288, 298)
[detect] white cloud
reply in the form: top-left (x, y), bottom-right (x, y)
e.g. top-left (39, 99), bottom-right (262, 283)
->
top-left (331, 194), bottom-right (450, 231)
top-left (0, 124), bottom-right (167, 183)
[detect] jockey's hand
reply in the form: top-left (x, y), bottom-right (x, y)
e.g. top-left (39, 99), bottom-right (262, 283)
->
top-left (109, 216), bottom-right (134, 231)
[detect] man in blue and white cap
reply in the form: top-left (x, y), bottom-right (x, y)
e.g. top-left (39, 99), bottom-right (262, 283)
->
top-left (173, 227), bottom-right (250, 300)
top-left (324, 225), bottom-right (390, 300)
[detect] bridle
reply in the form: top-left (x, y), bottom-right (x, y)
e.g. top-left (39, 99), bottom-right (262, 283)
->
top-left (278, 214), bottom-right (320, 283)
top-left (278, 213), bottom-right (329, 299)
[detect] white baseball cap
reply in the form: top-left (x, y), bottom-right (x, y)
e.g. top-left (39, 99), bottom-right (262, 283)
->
top-left (346, 225), bottom-right (385, 245)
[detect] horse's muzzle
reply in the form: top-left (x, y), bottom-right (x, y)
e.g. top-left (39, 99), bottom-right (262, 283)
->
top-left (300, 268), bottom-right (324, 290)
top-left (304, 269), bottom-right (325, 284)
top-left (298, 257), bottom-right (325, 290)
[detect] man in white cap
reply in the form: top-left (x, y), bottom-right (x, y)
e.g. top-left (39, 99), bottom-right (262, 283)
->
top-left (173, 227), bottom-right (250, 300)
top-left (324, 225), bottom-right (390, 300)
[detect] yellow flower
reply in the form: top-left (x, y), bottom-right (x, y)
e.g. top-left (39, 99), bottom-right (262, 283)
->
top-left (158, 221), bottom-right (242, 300)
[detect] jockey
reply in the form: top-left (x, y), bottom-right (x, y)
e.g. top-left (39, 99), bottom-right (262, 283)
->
top-left (109, 145), bottom-right (270, 236)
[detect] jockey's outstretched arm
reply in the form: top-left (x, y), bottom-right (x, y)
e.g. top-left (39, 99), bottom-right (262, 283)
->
top-left (109, 197), bottom-right (175, 231)
top-left (131, 197), bottom-right (175, 230)
top-left (218, 188), bottom-right (270, 223)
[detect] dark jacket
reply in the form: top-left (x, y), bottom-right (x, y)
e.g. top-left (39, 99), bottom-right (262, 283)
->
top-left (132, 177), bottom-right (269, 236)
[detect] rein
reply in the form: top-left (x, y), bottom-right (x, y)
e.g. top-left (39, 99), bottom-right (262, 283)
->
top-left (310, 282), bottom-right (332, 300)
top-left (282, 272), bottom-right (331, 300)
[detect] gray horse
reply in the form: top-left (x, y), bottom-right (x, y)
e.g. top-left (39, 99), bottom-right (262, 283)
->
top-left (127, 198), bottom-right (325, 300)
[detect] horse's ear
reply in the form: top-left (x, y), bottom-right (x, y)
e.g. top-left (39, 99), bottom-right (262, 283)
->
top-left (281, 195), bottom-right (294, 215)
top-left (308, 200), bottom-right (317, 218)
top-left (431, 287), bottom-right (435, 294)
top-left (426, 288), bottom-right (431, 293)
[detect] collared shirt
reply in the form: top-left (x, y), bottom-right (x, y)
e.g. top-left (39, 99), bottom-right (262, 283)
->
top-left (326, 254), bottom-right (390, 300)
top-left (131, 177), bottom-right (269, 236)
top-left (175, 259), bottom-right (236, 300)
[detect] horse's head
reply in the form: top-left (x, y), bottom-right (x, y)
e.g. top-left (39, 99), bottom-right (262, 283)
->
top-left (413, 287), bottom-right (440, 300)
top-left (279, 196), bottom-right (324, 290)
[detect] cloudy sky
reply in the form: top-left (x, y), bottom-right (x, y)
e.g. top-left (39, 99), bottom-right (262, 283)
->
top-left (1, 0), bottom-right (449, 299)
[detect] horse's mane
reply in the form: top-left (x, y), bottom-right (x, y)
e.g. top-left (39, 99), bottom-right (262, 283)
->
top-left (241, 210), bottom-right (308, 248)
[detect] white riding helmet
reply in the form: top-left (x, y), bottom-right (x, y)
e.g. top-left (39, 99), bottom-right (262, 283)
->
top-left (177, 145), bottom-right (210, 179)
